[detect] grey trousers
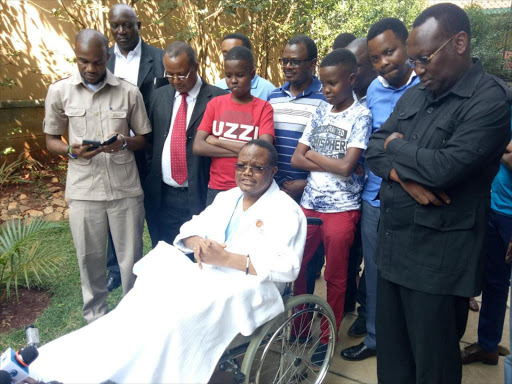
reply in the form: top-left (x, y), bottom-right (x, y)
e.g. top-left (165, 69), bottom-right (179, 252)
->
top-left (68, 195), bottom-right (144, 323)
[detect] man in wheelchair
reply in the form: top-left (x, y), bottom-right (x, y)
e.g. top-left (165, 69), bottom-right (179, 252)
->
top-left (29, 140), bottom-right (307, 383)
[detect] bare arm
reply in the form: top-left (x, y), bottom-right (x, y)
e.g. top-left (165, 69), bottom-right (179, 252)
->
top-left (305, 147), bottom-right (363, 177)
top-left (182, 236), bottom-right (256, 275)
top-left (46, 134), bottom-right (102, 159)
top-left (209, 133), bottom-right (274, 155)
top-left (291, 143), bottom-right (326, 172)
top-left (193, 130), bottom-right (238, 157)
top-left (501, 140), bottom-right (512, 169)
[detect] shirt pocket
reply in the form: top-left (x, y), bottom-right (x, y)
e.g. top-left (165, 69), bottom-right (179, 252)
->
top-left (434, 119), bottom-right (457, 148)
top-left (108, 110), bottom-right (128, 134)
top-left (412, 205), bottom-right (475, 271)
top-left (65, 108), bottom-right (87, 137)
top-left (109, 151), bottom-right (138, 189)
top-left (396, 107), bottom-right (419, 136)
top-left (67, 157), bottom-right (93, 189)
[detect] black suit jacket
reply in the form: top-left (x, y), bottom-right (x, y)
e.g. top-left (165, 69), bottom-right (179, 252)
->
top-left (107, 40), bottom-right (165, 112)
top-left (107, 40), bottom-right (164, 182)
top-left (144, 80), bottom-right (228, 217)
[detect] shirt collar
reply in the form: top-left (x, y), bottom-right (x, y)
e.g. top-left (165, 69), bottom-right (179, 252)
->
top-left (280, 76), bottom-right (322, 98)
top-left (113, 38), bottom-right (142, 61)
top-left (174, 74), bottom-right (202, 99)
top-left (422, 58), bottom-right (485, 102)
top-left (71, 69), bottom-right (120, 89)
top-left (251, 74), bottom-right (260, 89)
top-left (377, 70), bottom-right (417, 90)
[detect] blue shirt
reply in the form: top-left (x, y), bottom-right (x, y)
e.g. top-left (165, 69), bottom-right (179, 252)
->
top-left (362, 73), bottom-right (420, 207)
top-left (267, 77), bottom-right (326, 183)
top-left (491, 122), bottom-right (512, 217)
top-left (215, 74), bottom-right (276, 100)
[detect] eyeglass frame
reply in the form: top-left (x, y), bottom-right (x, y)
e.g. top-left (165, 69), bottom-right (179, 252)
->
top-left (407, 33), bottom-right (458, 69)
top-left (164, 67), bottom-right (193, 81)
top-left (278, 57), bottom-right (315, 68)
top-left (234, 163), bottom-right (275, 174)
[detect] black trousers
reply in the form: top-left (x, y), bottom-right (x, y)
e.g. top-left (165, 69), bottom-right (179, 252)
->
top-left (146, 183), bottom-right (192, 249)
top-left (376, 272), bottom-right (469, 384)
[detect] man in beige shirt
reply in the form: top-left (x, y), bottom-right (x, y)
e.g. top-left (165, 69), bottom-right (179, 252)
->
top-left (44, 29), bottom-right (151, 323)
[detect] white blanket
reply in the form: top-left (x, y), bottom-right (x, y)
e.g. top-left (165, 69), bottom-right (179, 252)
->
top-left (30, 242), bottom-right (285, 383)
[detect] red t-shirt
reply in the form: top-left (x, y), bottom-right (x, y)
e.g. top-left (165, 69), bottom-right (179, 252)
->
top-left (198, 94), bottom-right (275, 190)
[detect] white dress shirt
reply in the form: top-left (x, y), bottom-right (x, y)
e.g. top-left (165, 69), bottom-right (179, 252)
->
top-left (113, 38), bottom-right (142, 86)
top-left (162, 75), bottom-right (203, 187)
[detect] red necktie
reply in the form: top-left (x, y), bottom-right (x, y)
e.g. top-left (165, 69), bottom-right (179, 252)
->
top-left (171, 93), bottom-right (188, 185)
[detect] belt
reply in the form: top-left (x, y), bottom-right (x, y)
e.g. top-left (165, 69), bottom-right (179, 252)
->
top-left (162, 182), bottom-right (188, 192)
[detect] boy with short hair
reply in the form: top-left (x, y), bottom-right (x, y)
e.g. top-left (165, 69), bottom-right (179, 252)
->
top-left (215, 33), bottom-right (276, 100)
top-left (291, 48), bottom-right (372, 364)
top-left (193, 46), bottom-right (275, 204)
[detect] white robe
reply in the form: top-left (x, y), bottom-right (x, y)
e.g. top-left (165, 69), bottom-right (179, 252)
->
top-left (29, 181), bottom-right (307, 383)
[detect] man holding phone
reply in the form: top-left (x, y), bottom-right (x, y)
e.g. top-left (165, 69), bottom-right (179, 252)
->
top-left (43, 29), bottom-right (151, 323)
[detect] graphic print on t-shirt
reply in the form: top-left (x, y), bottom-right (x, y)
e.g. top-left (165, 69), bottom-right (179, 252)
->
top-left (212, 110), bottom-right (260, 142)
top-left (309, 124), bottom-right (348, 157)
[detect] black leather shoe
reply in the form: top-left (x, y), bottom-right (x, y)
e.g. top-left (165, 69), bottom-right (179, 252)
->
top-left (106, 273), bottom-right (121, 292)
top-left (340, 342), bottom-right (376, 361)
top-left (348, 315), bottom-right (367, 337)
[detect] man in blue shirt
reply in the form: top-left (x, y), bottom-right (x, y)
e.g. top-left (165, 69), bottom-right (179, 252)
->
top-left (341, 18), bottom-right (419, 362)
top-left (215, 33), bottom-right (275, 100)
top-left (268, 34), bottom-right (325, 200)
top-left (464, 120), bottom-right (512, 367)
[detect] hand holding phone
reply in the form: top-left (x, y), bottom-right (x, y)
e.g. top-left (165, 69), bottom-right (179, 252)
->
top-left (82, 134), bottom-right (118, 152)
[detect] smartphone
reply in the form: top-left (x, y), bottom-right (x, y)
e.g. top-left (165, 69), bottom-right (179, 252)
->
top-left (82, 140), bottom-right (101, 152)
top-left (102, 133), bottom-right (118, 146)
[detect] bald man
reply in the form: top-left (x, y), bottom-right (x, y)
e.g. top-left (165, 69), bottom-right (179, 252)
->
top-left (44, 29), bottom-right (151, 323)
top-left (105, 4), bottom-right (164, 291)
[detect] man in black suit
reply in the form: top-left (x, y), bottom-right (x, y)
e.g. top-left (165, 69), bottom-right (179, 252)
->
top-left (144, 41), bottom-right (228, 248)
top-left (105, 3), bottom-right (164, 291)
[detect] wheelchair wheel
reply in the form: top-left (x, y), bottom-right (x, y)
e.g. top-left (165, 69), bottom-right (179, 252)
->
top-left (241, 294), bottom-right (336, 384)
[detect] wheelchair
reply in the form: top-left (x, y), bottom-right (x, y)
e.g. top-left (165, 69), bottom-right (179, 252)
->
top-left (216, 218), bottom-right (337, 384)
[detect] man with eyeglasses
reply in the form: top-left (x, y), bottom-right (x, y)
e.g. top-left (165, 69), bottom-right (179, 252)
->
top-left (105, 3), bottom-right (164, 292)
top-left (268, 35), bottom-right (325, 200)
top-left (144, 41), bottom-right (227, 248)
top-left (340, 18), bottom-right (419, 362)
top-left (366, 4), bottom-right (511, 383)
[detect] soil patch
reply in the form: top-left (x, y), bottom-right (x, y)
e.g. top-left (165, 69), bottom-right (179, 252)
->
top-left (0, 288), bottom-right (51, 334)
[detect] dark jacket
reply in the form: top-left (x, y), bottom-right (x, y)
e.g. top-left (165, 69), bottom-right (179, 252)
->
top-left (366, 59), bottom-right (512, 297)
top-left (144, 81), bottom-right (228, 217)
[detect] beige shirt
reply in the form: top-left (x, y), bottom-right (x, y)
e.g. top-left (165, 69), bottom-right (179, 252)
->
top-left (43, 69), bottom-right (152, 201)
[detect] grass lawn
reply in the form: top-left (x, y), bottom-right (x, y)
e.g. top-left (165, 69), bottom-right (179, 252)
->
top-left (0, 221), bottom-right (153, 351)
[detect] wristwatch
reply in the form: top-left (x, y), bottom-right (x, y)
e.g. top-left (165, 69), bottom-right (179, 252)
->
top-left (120, 134), bottom-right (127, 151)
top-left (67, 145), bottom-right (78, 159)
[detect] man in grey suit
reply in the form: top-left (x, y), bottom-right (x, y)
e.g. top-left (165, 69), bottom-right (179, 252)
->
top-left (144, 41), bottom-right (228, 248)
top-left (105, 3), bottom-right (164, 291)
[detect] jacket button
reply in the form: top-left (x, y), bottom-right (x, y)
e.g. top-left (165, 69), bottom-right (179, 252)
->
top-left (412, 133), bottom-right (420, 140)
top-left (387, 184), bottom-right (392, 189)
top-left (427, 107), bottom-right (434, 113)
top-left (399, 112), bottom-right (404, 117)
top-left (385, 208), bottom-right (390, 213)
top-left (385, 230), bottom-right (391, 236)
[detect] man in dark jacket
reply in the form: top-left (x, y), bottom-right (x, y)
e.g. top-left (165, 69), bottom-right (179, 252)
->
top-left (366, 4), bottom-right (512, 383)
top-left (104, 3), bottom-right (164, 291)
top-left (144, 41), bottom-right (227, 248)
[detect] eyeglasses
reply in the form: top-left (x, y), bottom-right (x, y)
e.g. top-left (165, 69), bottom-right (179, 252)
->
top-left (164, 68), bottom-right (192, 81)
top-left (278, 58), bottom-right (313, 68)
top-left (234, 163), bottom-right (274, 174)
top-left (407, 34), bottom-right (458, 69)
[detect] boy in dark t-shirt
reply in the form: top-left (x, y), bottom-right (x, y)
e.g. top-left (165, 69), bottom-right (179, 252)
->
top-left (193, 46), bottom-right (275, 204)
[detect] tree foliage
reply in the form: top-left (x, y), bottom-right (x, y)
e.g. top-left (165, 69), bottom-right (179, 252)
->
top-left (465, 5), bottom-right (512, 81)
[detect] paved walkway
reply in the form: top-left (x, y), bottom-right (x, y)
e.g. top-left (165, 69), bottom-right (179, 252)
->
top-left (211, 275), bottom-right (508, 384)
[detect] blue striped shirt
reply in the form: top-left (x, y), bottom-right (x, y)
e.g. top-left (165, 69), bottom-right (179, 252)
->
top-left (268, 77), bottom-right (325, 183)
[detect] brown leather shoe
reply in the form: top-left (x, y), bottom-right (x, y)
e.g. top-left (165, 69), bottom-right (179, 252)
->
top-left (469, 297), bottom-right (480, 312)
top-left (461, 343), bottom-right (498, 365)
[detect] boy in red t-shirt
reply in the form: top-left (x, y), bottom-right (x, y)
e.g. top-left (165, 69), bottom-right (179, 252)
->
top-left (193, 46), bottom-right (275, 204)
